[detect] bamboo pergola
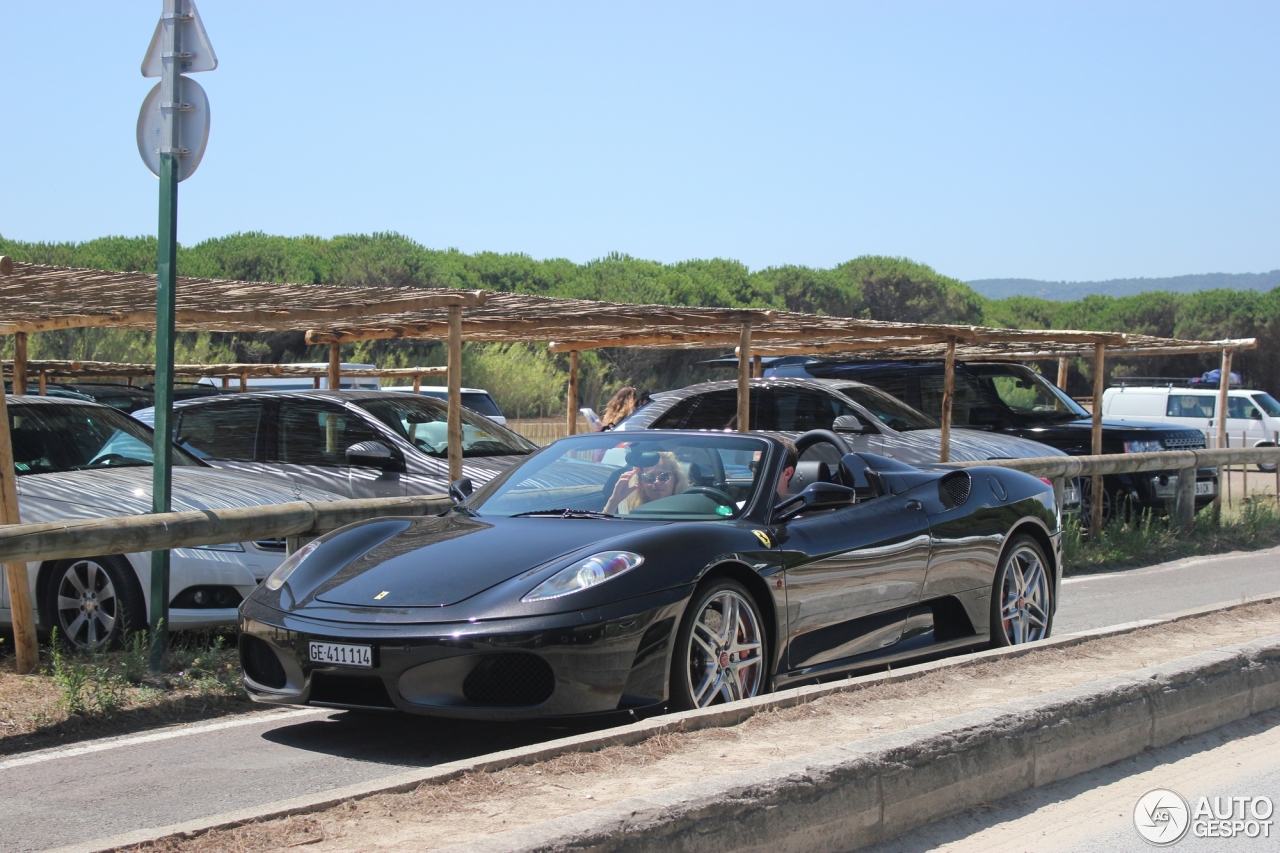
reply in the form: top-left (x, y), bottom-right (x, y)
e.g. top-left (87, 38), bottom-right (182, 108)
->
top-left (4, 359), bottom-right (447, 393)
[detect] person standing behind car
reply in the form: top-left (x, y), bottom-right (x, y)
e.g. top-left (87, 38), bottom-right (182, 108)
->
top-left (600, 386), bottom-right (640, 431)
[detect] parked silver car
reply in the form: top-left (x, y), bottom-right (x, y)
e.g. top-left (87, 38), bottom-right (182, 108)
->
top-left (135, 390), bottom-right (537, 499)
top-left (0, 396), bottom-right (342, 649)
top-left (615, 378), bottom-right (1070, 467)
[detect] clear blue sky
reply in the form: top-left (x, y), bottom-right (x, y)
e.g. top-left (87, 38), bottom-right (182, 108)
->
top-left (1, 1), bottom-right (1276, 282)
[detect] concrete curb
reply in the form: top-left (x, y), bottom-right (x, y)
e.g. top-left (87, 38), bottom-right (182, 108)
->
top-left (48, 590), bottom-right (1280, 853)
top-left (436, 634), bottom-right (1280, 853)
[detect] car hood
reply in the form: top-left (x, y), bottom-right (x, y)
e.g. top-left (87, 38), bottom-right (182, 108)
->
top-left (15, 466), bottom-right (341, 523)
top-left (874, 428), bottom-right (1064, 463)
top-left (309, 515), bottom-right (661, 608)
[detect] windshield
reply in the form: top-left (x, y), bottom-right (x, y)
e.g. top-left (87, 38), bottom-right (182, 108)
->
top-left (469, 433), bottom-right (770, 520)
top-left (1252, 393), bottom-right (1280, 418)
top-left (837, 385), bottom-right (938, 431)
top-left (358, 396), bottom-right (534, 458)
top-left (967, 364), bottom-right (1088, 422)
top-left (417, 389), bottom-right (504, 418)
top-left (9, 403), bottom-right (200, 475)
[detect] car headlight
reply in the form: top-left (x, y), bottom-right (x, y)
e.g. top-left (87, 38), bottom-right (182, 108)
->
top-left (264, 540), bottom-right (321, 591)
top-left (1124, 439), bottom-right (1164, 454)
top-left (522, 551), bottom-right (644, 603)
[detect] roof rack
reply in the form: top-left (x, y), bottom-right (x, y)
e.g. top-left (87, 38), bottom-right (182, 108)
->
top-left (1112, 376), bottom-right (1243, 389)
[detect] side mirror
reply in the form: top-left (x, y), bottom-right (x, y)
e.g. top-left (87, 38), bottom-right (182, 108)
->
top-left (967, 407), bottom-right (1005, 428)
top-left (1251, 410), bottom-right (1264, 420)
top-left (449, 477), bottom-right (474, 503)
top-left (833, 414), bottom-right (873, 434)
top-left (345, 440), bottom-right (395, 469)
top-left (773, 482), bottom-right (857, 522)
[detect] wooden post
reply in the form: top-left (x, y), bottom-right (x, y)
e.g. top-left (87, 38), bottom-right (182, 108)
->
top-left (447, 306), bottom-right (463, 482)
top-left (566, 351), bottom-right (579, 436)
top-left (328, 341), bottom-right (341, 391)
top-left (220, 376), bottom-right (229, 389)
top-left (940, 336), bottom-right (956, 463)
top-left (12, 333), bottom-right (27, 396)
top-left (38, 371), bottom-right (46, 396)
top-left (1175, 465), bottom-right (1197, 532)
top-left (1090, 342), bottom-right (1106, 534)
top-left (1213, 348), bottom-right (1232, 525)
top-left (753, 355), bottom-right (763, 379)
top-left (0, 375), bottom-right (37, 673)
top-left (312, 377), bottom-right (320, 390)
top-left (412, 375), bottom-right (421, 395)
top-left (737, 324), bottom-right (751, 433)
top-left (1057, 356), bottom-right (1069, 391)
top-left (239, 371), bottom-right (247, 393)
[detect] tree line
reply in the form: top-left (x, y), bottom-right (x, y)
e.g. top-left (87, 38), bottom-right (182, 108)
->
top-left (1, 231), bottom-right (1276, 415)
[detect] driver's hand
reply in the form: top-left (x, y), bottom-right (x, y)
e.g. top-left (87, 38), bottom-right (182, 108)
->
top-left (605, 471), bottom-right (639, 514)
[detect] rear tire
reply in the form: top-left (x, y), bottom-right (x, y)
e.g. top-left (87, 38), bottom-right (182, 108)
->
top-left (669, 578), bottom-right (768, 711)
top-left (989, 535), bottom-right (1053, 648)
top-left (42, 555), bottom-right (144, 650)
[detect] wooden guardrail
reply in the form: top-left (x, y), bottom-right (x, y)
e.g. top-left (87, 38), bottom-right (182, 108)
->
top-left (0, 494), bottom-right (450, 566)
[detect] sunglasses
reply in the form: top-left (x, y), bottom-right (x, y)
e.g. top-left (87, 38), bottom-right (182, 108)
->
top-left (639, 471), bottom-right (674, 484)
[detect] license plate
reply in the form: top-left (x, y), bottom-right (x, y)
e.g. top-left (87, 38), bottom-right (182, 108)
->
top-left (308, 642), bottom-right (372, 668)
top-left (1195, 481), bottom-right (1215, 496)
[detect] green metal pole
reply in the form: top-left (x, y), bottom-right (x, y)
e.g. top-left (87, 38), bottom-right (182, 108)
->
top-left (149, 151), bottom-right (178, 673)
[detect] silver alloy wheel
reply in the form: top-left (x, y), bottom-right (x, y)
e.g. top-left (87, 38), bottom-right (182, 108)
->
top-left (999, 545), bottom-right (1050, 645)
top-left (685, 589), bottom-right (764, 707)
top-left (54, 559), bottom-right (118, 649)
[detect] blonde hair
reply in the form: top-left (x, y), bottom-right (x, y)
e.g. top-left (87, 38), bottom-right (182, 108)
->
top-left (619, 451), bottom-right (690, 513)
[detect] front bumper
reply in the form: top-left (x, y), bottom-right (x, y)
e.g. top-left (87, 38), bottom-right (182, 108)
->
top-left (1111, 467), bottom-right (1218, 509)
top-left (238, 586), bottom-right (691, 720)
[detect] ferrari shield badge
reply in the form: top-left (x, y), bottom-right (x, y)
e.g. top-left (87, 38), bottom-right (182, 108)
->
top-left (374, 591), bottom-right (390, 600)
top-left (752, 530), bottom-right (773, 548)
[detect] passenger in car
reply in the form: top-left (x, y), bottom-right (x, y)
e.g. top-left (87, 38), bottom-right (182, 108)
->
top-left (604, 451), bottom-right (690, 514)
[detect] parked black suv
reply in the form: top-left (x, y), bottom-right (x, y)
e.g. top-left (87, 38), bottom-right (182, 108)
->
top-left (767, 358), bottom-right (1217, 522)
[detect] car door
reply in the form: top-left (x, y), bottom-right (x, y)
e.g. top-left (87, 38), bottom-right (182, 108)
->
top-left (1226, 395), bottom-right (1266, 445)
top-left (780, 494), bottom-right (931, 676)
top-left (269, 398), bottom-right (406, 499)
top-left (171, 397), bottom-right (268, 479)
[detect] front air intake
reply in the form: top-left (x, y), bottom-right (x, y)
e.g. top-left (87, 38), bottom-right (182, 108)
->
top-left (938, 472), bottom-right (972, 509)
top-left (462, 653), bottom-right (555, 707)
top-left (240, 634), bottom-right (287, 689)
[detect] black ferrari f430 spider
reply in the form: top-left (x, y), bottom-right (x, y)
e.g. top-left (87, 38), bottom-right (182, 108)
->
top-left (239, 430), bottom-right (1061, 719)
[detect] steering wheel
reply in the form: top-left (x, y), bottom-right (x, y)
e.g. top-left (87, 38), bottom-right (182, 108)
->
top-left (88, 453), bottom-right (130, 467)
top-left (793, 429), bottom-right (851, 458)
top-left (682, 486), bottom-right (735, 507)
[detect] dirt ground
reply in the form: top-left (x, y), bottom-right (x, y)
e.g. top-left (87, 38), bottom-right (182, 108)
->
top-left (132, 600), bottom-right (1280, 853)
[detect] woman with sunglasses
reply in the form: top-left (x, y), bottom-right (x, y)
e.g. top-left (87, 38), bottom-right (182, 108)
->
top-left (604, 451), bottom-right (690, 515)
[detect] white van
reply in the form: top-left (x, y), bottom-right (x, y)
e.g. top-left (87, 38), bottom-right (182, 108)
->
top-left (196, 363), bottom-right (381, 392)
top-left (1102, 385), bottom-right (1280, 452)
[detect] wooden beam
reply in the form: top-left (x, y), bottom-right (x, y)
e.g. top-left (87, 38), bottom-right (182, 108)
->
top-left (0, 255), bottom-right (12, 275)
top-left (306, 308), bottom-right (777, 346)
top-left (0, 372), bottom-right (37, 673)
top-left (0, 290), bottom-right (491, 336)
top-left (1090, 342), bottom-right (1106, 534)
top-left (447, 306), bottom-right (463, 483)
top-left (940, 336), bottom-right (956, 463)
top-left (737, 325), bottom-right (751, 433)
top-left (548, 332), bottom-right (951, 354)
top-left (566, 351), bottom-right (579, 437)
top-left (328, 342), bottom-right (341, 391)
top-left (753, 355), bottom-right (763, 378)
top-left (1213, 347), bottom-right (1233, 525)
top-left (12, 333), bottom-right (27, 396)
top-left (1057, 356), bottom-right (1069, 391)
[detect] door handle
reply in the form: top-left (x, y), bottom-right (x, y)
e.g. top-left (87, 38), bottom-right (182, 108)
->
top-left (904, 499), bottom-right (922, 511)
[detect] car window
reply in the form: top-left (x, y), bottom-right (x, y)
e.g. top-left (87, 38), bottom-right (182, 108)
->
top-left (357, 396), bottom-right (534, 458)
top-left (1167, 394), bottom-right (1215, 418)
top-left (761, 388), bottom-right (862, 432)
top-left (278, 400), bottom-right (383, 466)
top-left (417, 389), bottom-right (504, 418)
top-left (175, 399), bottom-right (265, 462)
top-left (966, 364), bottom-right (1087, 421)
top-left (10, 403), bottom-right (199, 475)
top-left (919, 374), bottom-right (991, 424)
top-left (835, 385), bottom-right (936, 431)
top-left (674, 390), bottom-right (741, 431)
top-left (1228, 396), bottom-right (1261, 419)
top-left (1252, 393), bottom-right (1280, 418)
top-left (651, 395), bottom-right (700, 429)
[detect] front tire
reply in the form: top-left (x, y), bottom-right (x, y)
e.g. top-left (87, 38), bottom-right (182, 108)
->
top-left (990, 535), bottom-right (1053, 648)
top-left (42, 556), bottom-right (144, 650)
top-left (669, 578), bottom-right (768, 711)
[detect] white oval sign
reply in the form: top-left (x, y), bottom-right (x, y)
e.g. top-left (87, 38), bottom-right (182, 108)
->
top-left (136, 76), bottom-right (211, 182)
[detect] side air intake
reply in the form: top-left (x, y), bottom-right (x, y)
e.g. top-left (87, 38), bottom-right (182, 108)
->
top-left (938, 471), bottom-right (972, 509)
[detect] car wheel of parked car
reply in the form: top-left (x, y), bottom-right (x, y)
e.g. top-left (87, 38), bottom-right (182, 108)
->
top-left (1078, 478), bottom-right (1115, 529)
top-left (1256, 442), bottom-right (1277, 473)
top-left (670, 578), bottom-right (767, 710)
top-left (42, 556), bottom-right (144, 650)
top-left (989, 535), bottom-right (1053, 648)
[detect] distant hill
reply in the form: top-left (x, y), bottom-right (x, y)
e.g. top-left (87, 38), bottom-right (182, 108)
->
top-left (968, 271), bottom-right (1280, 301)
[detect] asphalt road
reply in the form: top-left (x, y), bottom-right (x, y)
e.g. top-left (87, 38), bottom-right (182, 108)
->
top-left (858, 708), bottom-right (1280, 852)
top-left (3, 546), bottom-right (1279, 853)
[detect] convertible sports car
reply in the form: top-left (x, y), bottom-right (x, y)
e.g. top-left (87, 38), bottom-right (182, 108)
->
top-left (239, 429), bottom-right (1060, 718)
